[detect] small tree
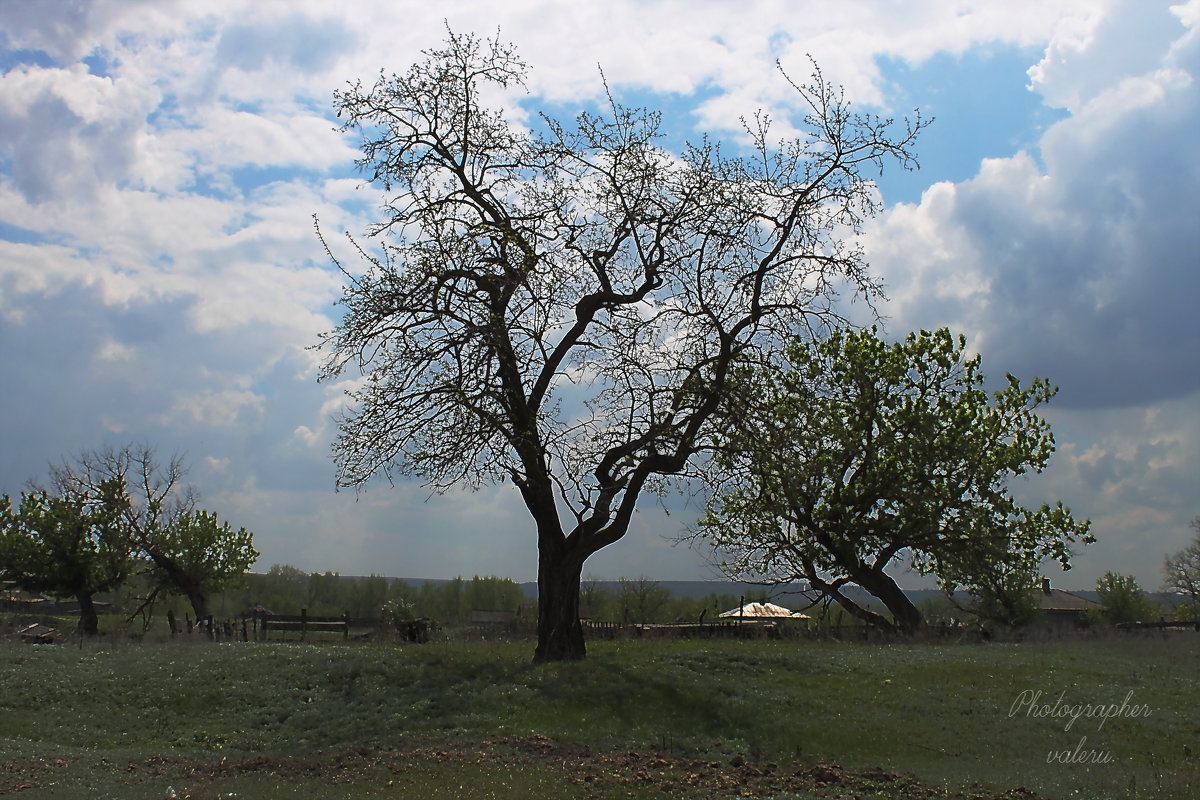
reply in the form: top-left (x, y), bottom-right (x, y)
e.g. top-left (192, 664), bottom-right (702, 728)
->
top-left (699, 327), bottom-right (1092, 633)
top-left (382, 596), bottom-right (417, 627)
top-left (580, 577), bottom-right (615, 621)
top-left (254, 563), bottom-right (309, 612)
top-left (617, 576), bottom-right (671, 624)
top-left (1163, 516), bottom-right (1200, 620)
top-left (1094, 571), bottom-right (1159, 625)
top-left (968, 560), bottom-right (1044, 629)
top-left (0, 483), bottom-right (130, 635)
top-left (317, 30), bottom-right (925, 660)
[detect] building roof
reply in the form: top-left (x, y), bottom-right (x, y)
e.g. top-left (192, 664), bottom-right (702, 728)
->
top-left (1040, 587), bottom-right (1100, 612)
top-left (719, 602), bottom-right (810, 620)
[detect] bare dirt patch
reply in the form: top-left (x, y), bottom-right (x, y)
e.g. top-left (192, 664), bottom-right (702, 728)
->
top-left (1, 735), bottom-right (1049, 799)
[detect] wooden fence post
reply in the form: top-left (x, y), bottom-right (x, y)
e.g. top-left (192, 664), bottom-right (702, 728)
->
top-left (300, 608), bottom-right (308, 641)
top-left (343, 611), bottom-right (350, 641)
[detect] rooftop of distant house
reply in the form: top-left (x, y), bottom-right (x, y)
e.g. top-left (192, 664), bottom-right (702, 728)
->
top-left (1040, 578), bottom-right (1100, 612)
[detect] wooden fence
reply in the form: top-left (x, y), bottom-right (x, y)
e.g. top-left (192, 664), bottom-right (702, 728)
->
top-left (166, 610), bottom-right (242, 640)
top-left (251, 609), bottom-right (352, 641)
top-left (1116, 619), bottom-right (1200, 632)
top-left (583, 620), bottom-right (792, 639)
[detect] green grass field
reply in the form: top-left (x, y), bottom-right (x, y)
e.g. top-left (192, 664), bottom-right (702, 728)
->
top-left (1, 630), bottom-right (1197, 799)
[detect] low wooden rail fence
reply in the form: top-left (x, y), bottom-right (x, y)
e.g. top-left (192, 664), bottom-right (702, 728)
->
top-left (250, 609), bottom-right (352, 641)
top-left (583, 620), bottom-right (775, 639)
top-left (1116, 620), bottom-right (1200, 631)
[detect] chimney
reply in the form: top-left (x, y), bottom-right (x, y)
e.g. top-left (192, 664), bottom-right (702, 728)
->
top-left (1042, 577), bottom-right (1052, 595)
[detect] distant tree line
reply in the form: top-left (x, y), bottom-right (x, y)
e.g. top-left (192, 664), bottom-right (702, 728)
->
top-left (207, 568), bottom-right (526, 626)
top-left (580, 577), bottom-right (751, 626)
top-left (205, 571), bottom-right (756, 629)
top-left (216, 571), bottom-right (747, 628)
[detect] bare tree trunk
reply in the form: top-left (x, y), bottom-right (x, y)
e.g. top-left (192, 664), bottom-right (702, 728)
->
top-left (186, 588), bottom-right (210, 624)
top-left (812, 536), bottom-right (925, 634)
top-left (146, 548), bottom-right (210, 623)
top-left (849, 567), bottom-right (925, 634)
top-left (77, 592), bottom-right (100, 636)
top-left (534, 538), bottom-right (586, 663)
top-left (812, 577), bottom-right (896, 630)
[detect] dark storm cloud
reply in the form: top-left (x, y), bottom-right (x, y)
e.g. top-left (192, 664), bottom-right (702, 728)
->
top-left (871, 13), bottom-right (1200, 411)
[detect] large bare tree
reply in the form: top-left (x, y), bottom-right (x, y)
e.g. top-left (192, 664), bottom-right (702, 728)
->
top-left (1163, 516), bottom-right (1200, 619)
top-left (316, 31), bottom-right (924, 661)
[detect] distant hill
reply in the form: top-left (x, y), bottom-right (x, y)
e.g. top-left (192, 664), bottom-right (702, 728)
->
top-left (387, 576), bottom-right (1187, 614)
top-left (392, 577), bottom-right (950, 609)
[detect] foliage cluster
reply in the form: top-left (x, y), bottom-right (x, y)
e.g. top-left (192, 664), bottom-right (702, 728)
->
top-left (202, 567), bottom-right (526, 626)
top-left (1092, 571), bottom-right (1161, 625)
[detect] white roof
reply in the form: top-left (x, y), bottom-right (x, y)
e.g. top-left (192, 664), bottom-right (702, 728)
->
top-left (718, 601), bottom-right (810, 619)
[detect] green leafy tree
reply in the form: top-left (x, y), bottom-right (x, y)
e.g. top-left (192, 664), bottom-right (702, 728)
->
top-left (254, 563), bottom-right (309, 613)
top-left (1094, 571), bottom-right (1159, 625)
top-left (1163, 516), bottom-right (1200, 620)
top-left (0, 482), bottom-right (130, 635)
top-left (439, 577), bottom-right (468, 624)
top-left (699, 327), bottom-right (1092, 633)
top-left (465, 575), bottom-right (523, 614)
top-left (137, 509), bottom-right (258, 622)
top-left (316, 31), bottom-right (924, 660)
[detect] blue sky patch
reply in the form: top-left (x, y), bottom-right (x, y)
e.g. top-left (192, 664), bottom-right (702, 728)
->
top-left (873, 46), bottom-right (1068, 204)
top-left (0, 221), bottom-right (45, 245)
top-left (0, 46), bottom-right (57, 72)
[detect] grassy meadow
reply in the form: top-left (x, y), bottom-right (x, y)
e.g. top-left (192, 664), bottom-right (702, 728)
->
top-left (0, 629), bottom-right (1197, 799)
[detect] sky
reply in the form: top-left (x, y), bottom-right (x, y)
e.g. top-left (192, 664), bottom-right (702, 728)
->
top-left (0, 0), bottom-right (1196, 591)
